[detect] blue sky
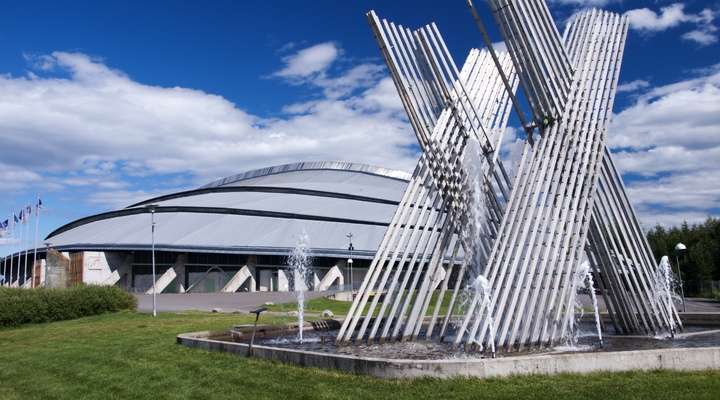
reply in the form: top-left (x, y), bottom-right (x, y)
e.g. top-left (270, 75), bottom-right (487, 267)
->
top-left (0, 0), bottom-right (718, 254)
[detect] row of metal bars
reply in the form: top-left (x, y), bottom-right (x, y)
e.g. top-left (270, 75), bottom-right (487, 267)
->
top-left (487, 0), bottom-right (572, 122)
top-left (336, 11), bottom-right (518, 345)
top-left (586, 148), bottom-right (682, 335)
top-left (340, 0), bottom-right (680, 351)
top-left (458, 5), bottom-right (630, 351)
top-left (528, 2), bottom-right (678, 342)
top-left (456, 2), bottom-right (678, 351)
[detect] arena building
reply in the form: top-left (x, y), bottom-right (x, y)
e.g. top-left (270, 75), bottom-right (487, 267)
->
top-left (4, 161), bottom-right (424, 293)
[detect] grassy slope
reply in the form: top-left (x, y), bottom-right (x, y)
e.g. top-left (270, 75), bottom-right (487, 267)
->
top-left (0, 312), bottom-right (718, 400)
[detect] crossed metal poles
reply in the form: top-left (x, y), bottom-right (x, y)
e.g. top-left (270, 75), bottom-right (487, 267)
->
top-left (337, 11), bottom-right (519, 345)
top-left (339, 0), bottom-right (680, 351)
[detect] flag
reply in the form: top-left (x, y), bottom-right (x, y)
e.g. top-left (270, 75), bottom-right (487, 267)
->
top-left (14, 214), bottom-right (19, 224)
top-left (37, 198), bottom-right (43, 210)
top-left (0, 219), bottom-right (7, 230)
top-left (26, 205), bottom-right (32, 215)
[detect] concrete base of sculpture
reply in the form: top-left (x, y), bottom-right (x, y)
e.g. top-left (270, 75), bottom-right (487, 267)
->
top-left (178, 313), bottom-right (720, 379)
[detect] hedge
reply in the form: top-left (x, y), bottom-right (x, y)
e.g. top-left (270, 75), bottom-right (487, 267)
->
top-left (0, 285), bottom-right (137, 327)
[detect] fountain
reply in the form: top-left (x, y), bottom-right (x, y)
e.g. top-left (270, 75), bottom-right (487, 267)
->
top-left (288, 231), bottom-right (311, 343)
top-left (565, 261), bottom-right (603, 348)
top-left (177, 1), bottom-right (720, 379)
top-left (585, 265), bottom-right (603, 346)
top-left (470, 274), bottom-right (495, 357)
top-left (460, 139), bottom-right (496, 356)
top-left (655, 256), bottom-right (680, 336)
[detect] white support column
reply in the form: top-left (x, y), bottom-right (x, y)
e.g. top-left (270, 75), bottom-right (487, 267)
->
top-left (102, 270), bottom-right (121, 286)
top-left (221, 265), bottom-right (256, 293)
top-left (277, 269), bottom-right (289, 292)
top-left (313, 272), bottom-right (321, 290)
top-left (431, 266), bottom-right (446, 292)
top-left (316, 266), bottom-right (345, 291)
top-left (146, 268), bottom-right (176, 295)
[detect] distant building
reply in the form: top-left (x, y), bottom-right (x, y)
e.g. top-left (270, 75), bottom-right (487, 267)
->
top-left (3, 161), bottom-right (416, 293)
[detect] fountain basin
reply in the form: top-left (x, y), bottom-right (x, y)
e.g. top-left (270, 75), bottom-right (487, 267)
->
top-left (177, 314), bottom-right (720, 379)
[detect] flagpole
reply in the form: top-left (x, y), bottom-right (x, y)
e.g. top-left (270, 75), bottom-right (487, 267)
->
top-left (2, 219), bottom-right (8, 285)
top-left (32, 198), bottom-right (41, 288)
top-left (2, 252), bottom-right (6, 287)
top-left (17, 212), bottom-right (24, 287)
top-left (2, 219), bottom-right (7, 286)
top-left (19, 211), bottom-right (24, 286)
top-left (23, 207), bottom-right (30, 288)
top-left (7, 214), bottom-right (12, 286)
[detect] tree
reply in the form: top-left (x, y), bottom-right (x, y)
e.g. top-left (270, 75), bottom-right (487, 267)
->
top-left (646, 217), bottom-right (720, 297)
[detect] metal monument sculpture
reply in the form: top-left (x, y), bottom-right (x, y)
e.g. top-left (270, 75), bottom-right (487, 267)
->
top-left (338, 0), bottom-right (681, 352)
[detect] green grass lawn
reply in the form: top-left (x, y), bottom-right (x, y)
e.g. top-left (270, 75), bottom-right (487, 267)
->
top-left (267, 291), bottom-right (459, 317)
top-left (1, 311), bottom-right (719, 399)
top-left (266, 297), bottom-right (353, 315)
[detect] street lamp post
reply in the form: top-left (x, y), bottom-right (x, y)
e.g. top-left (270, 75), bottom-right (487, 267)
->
top-left (147, 204), bottom-right (158, 317)
top-left (675, 242), bottom-right (687, 312)
top-left (346, 233), bottom-right (354, 294)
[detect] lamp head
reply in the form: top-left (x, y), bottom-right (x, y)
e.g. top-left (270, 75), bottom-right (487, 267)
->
top-left (250, 307), bottom-right (267, 316)
top-left (675, 242), bottom-right (687, 252)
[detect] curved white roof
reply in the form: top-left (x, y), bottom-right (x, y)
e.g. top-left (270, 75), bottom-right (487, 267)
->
top-left (46, 161), bottom-right (416, 259)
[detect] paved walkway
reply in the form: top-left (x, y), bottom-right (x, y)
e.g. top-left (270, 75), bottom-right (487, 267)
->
top-left (134, 291), bottom-right (335, 313)
top-left (578, 296), bottom-right (720, 313)
top-left (676, 297), bottom-right (720, 312)
top-left (136, 292), bottom-right (720, 314)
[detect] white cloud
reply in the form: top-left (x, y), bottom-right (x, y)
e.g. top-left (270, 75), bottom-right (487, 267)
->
top-left (616, 79), bottom-right (650, 93)
top-left (682, 29), bottom-right (719, 46)
top-left (348, 77), bottom-right (404, 113)
top-left (634, 208), bottom-right (712, 229)
top-left (610, 64), bottom-right (720, 151)
top-left (62, 176), bottom-right (127, 190)
top-left (626, 3), bottom-right (718, 46)
top-left (626, 3), bottom-right (689, 31)
top-left (272, 42), bottom-right (340, 79)
top-left (609, 64), bottom-right (720, 227)
top-left (23, 53), bottom-right (55, 71)
top-left (498, 127), bottom-right (526, 182)
top-left (0, 237), bottom-right (20, 245)
top-left (0, 50), bottom-right (416, 210)
top-left (491, 41), bottom-right (507, 53)
top-left (0, 163), bottom-right (43, 191)
top-left (86, 189), bottom-right (177, 209)
top-left (313, 63), bottom-right (385, 99)
top-left (272, 42), bottom-right (385, 99)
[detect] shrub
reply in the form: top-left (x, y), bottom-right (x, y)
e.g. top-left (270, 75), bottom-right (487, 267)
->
top-left (0, 285), bottom-right (136, 328)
